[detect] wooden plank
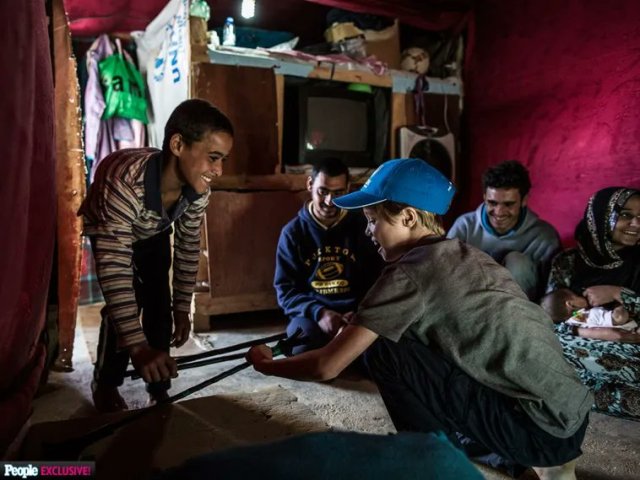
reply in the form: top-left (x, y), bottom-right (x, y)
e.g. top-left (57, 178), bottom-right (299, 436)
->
top-left (307, 66), bottom-right (393, 88)
top-left (198, 190), bottom-right (309, 324)
top-left (195, 291), bottom-right (279, 322)
top-left (275, 74), bottom-right (285, 173)
top-left (391, 92), bottom-right (408, 157)
top-left (53, 0), bottom-right (85, 369)
top-left (189, 17), bottom-right (208, 64)
top-left (191, 63), bottom-right (279, 176)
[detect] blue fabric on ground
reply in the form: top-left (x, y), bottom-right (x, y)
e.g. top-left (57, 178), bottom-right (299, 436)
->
top-left (157, 431), bottom-right (483, 480)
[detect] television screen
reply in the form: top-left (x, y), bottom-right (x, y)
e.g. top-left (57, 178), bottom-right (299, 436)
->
top-left (306, 97), bottom-right (368, 152)
top-left (282, 77), bottom-right (389, 172)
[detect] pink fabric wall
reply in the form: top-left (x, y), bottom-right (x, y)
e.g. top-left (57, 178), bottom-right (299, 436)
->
top-left (463, 0), bottom-right (640, 244)
top-left (63, 0), bottom-right (167, 36)
top-left (307, 0), bottom-right (471, 31)
top-left (0, 0), bottom-right (55, 453)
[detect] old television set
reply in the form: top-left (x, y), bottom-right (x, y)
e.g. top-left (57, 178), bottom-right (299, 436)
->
top-left (282, 77), bottom-right (390, 172)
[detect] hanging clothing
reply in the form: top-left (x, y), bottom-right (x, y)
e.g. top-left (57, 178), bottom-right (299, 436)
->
top-left (84, 34), bottom-right (145, 182)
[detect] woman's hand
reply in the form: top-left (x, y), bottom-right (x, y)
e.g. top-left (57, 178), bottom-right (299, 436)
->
top-left (583, 285), bottom-right (623, 306)
top-left (575, 327), bottom-right (640, 343)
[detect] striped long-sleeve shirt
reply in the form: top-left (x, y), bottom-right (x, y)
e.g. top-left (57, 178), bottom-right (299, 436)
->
top-left (79, 148), bottom-right (210, 348)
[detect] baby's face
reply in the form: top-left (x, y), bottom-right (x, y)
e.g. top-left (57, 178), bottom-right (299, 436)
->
top-left (612, 305), bottom-right (629, 325)
top-left (565, 294), bottom-right (588, 313)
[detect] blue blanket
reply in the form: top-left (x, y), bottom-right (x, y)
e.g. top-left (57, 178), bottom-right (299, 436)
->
top-left (158, 431), bottom-right (482, 480)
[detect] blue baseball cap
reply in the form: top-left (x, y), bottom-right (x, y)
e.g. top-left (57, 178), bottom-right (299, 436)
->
top-left (333, 159), bottom-right (456, 214)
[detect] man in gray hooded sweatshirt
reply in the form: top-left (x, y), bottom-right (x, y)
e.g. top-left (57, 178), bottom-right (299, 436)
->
top-left (447, 160), bottom-right (560, 301)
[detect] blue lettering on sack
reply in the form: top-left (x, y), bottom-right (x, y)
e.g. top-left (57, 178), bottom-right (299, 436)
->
top-left (151, 0), bottom-right (188, 85)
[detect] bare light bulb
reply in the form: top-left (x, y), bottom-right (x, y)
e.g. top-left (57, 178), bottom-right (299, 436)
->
top-left (241, 0), bottom-right (255, 19)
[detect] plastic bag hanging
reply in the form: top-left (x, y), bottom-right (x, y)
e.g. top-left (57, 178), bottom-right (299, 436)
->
top-left (98, 39), bottom-right (149, 124)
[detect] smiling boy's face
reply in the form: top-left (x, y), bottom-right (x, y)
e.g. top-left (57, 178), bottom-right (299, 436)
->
top-left (483, 187), bottom-right (526, 234)
top-left (175, 130), bottom-right (233, 194)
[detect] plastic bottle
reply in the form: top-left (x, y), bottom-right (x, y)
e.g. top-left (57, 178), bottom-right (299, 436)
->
top-left (222, 17), bottom-right (236, 46)
top-left (189, 0), bottom-right (210, 20)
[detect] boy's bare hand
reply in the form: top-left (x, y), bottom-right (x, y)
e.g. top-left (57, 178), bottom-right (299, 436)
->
top-left (129, 344), bottom-right (178, 383)
top-left (246, 344), bottom-right (273, 370)
top-left (172, 311), bottom-right (191, 348)
top-left (318, 308), bottom-right (346, 337)
top-left (342, 311), bottom-right (356, 323)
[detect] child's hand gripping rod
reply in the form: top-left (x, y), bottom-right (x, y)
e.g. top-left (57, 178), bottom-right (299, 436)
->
top-left (124, 331), bottom-right (288, 379)
top-left (161, 329), bottom-right (303, 403)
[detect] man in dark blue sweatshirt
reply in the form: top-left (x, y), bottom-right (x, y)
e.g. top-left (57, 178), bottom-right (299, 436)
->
top-left (274, 158), bottom-right (383, 354)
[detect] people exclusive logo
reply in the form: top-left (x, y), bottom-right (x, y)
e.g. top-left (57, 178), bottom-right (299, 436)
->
top-left (2, 462), bottom-right (94, 478)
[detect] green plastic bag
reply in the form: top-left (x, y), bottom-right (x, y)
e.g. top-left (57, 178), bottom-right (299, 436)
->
top-left (99, 52), bottom-right (149, 124)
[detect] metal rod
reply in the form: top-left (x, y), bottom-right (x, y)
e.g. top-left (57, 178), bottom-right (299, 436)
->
top-left (163, 362), bottom-right (251, 404)
top-left (175, 332), bottom-right (287, 364)
top-left (123, 331), bottom-right (287, 378)
top-left (129, 352), bottom-right (246, 380)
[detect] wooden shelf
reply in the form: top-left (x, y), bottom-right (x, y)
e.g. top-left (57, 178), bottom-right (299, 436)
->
top-left (306, 66), bottom-right (393, 88)
top-left (206, 47), bottom-right (462, 95)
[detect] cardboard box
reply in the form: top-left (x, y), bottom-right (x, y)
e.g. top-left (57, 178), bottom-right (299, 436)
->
top-left (364, 20), bottom-right (401, 70)
top-left (324, 20), bottom-right (401, 70)
top-left (324, 21), bottom-right (362, 43)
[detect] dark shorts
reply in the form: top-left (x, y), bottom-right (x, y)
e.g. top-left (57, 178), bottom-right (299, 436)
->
top-left (365, 336), bottom-right (588, 468)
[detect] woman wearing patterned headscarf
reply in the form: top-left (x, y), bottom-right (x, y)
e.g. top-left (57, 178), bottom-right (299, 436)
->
top-left (542, 187), bottom-right (640, 420)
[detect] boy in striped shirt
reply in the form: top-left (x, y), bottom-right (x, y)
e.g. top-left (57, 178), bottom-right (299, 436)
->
top-left (80, 99), bottom-right (234, 412)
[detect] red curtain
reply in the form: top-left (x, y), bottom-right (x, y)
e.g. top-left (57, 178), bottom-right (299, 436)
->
top-left (64, 0), bottom-right (471, 37)
top-left (63, 0), bottom-right (168, 36)
top-left (0, 0), bottom-right (55, 453)
top-left (463, 0), bottom-right (640, 244)
top-left (306, 0), bottom-right (471, 32)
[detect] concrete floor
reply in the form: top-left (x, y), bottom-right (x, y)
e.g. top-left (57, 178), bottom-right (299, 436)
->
top-left (28, 304), bottom-right (640, 479)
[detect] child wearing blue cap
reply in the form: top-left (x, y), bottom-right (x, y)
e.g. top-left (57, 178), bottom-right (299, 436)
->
top-left (247, 159), bottom-right (591, 479)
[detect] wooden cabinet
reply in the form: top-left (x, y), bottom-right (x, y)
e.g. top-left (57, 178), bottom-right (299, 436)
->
top-left (198, 190), bottom-right (309, 316)
top-left (190, 62), bottom-right (303, 330)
